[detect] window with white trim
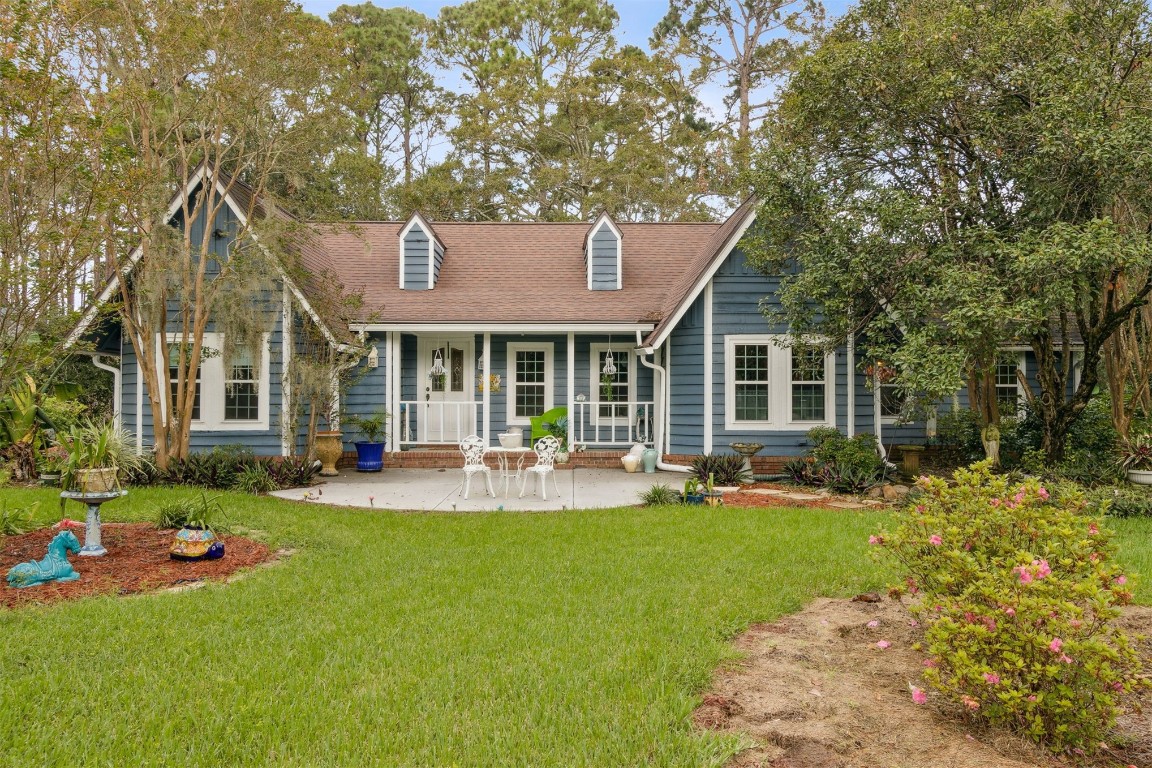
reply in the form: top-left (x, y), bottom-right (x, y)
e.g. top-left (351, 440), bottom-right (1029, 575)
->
top-left (168, 344), bottom-right (202, 422)
top-left (724, 335), bottom-right (836, 430)
top-left (790, 345), bottom-right (827, 422)
top-left (589, 344), bottom-right (633, 423)
top-left (508, 343), bottom-right (553, 425)
top-left (879, 384), bottom-right (905, 422)
top-left (158, 332), bottom-right (270, 431)
top-left (996, 354), bottom-right (1025, 417)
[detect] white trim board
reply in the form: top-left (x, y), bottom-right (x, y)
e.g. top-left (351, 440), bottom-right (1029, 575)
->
top-left (722, 334), bottom-right (836, 431)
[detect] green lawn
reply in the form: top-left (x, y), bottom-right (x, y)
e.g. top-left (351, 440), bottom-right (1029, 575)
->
top-left (0, 488), bottom-right (1148, 767)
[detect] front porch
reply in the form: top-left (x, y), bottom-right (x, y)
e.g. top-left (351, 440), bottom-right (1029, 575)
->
top-left (354, 329), bottom-right (660, 452)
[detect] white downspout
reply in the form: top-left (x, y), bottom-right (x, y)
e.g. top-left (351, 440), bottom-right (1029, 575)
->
top-left (846, 332), bottom-right (855, 438)
top-left (87, 353), bottom-right (122, 431)
top-left (637, 331), bottom-right (691, 473)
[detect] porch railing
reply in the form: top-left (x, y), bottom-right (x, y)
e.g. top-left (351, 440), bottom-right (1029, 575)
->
top-left (572, 400), bottom-right (655, 447)
top-left (397, 401), bottom-right (478, 446)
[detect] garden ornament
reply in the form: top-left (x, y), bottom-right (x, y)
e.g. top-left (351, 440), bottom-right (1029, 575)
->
top-left (6, 530), bottom-right (82, 588)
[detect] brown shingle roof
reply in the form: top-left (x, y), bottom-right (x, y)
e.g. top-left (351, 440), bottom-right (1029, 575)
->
top-left (312, 219), bottom-right (724, 325)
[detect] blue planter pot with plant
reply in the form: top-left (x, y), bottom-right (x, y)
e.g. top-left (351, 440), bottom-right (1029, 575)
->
top-left (344, 411), bottom-right (390, 473)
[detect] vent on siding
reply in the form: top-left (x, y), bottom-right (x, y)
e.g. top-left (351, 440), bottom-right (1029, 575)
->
top-left (398, 212), bottom-right (444, 290)
top-left (584, 212), bottom-right (622, 291)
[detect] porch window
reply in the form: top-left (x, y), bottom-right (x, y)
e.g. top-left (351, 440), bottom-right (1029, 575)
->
top-left (879, 384), bottom-right (905, 421)
top-left (790, 346), bottom-right (827, 422)
top-left (224, 350), bottom-right (260, 421)
top-left (590, 344), bottom-right (632, 422)
top-left (508, 343), bottom-right (553, 424)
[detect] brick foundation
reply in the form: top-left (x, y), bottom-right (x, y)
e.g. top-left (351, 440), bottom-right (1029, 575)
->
top-left (339, 449), bottom-right (795, 473)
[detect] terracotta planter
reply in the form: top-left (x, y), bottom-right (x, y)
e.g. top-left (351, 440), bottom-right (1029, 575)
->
top-left (76, 468), bottom-right (117, 493)
top-left (315, 431), bottom-right (343, 477)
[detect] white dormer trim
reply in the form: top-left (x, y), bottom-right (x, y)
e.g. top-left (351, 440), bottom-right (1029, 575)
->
top-left (585, 212), bottom-right (623, 291)
top-left (398, 211), bottom-right (442, 290)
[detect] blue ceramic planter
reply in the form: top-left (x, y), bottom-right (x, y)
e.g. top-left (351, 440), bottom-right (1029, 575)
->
top-left (354, 441), bottom-right (386, 472)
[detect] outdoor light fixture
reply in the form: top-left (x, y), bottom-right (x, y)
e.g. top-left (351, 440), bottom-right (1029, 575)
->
top-left (367, 345), bottom-right (379, 369)
top-left (429, 348), bottom-right (446, 377)
top-left (476, 354), bottom-right (484, 373)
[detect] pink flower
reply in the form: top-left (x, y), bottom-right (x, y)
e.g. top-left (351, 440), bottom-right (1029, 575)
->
top-left (1027, 695), bottom-right (1037, 702)
top-left (1037, 486), bottom-right (1050, 500)
top-left (868, 535), bottom-right (883, 545)
top-left (1015, 566), bottom-right (1034, 585)
top-left (915, 505), bottom-right (925, 513)
top-left (876, 640), bottom-right (891, 650)
top-left (1088, 523), bottom-right (1099, 535)
top-left (1112, 681), bottom-right (1124, 692)
top-left (911, 686), bottom-right (928, 705)
top-left (929, 534), bottom-right (943, 546)
top-left (961, 695), bottom-right (980, 710)
top-left (909, 620), bottom-right (919, 628)
top-left (1014, 491), bottom-right (1026, 504)
top-left (1116, 575), bottom-right (1128, 586)
top-left (990, 498), bottom-right (1002, 507)
top-left (923, 658), bottom-right (939, 668)
top-left (983, 673), bottom-right (1001, 685)
top-left (1049, 637), bottom-right (1063, 653)
top-left (1033, 559), bottom-right (1051, 579)
top-left (1059, 654), bottom-right (1074, 664)
top-left (867, 620), bottom-right (880, 628)
top-left (1003, 606), bottom-right (1016, 616)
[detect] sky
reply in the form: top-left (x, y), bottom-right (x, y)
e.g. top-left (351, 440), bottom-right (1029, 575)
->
top-left (299, 1), bottom-right (856, 51)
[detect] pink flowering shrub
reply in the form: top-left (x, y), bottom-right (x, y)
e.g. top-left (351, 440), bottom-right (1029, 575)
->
top-left (873, 461), bottom-right (1145, 754)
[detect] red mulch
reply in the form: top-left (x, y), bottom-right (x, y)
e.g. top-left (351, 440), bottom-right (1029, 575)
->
top-left (1, 523), bottom-right (273, 610)
top-left (720, 482), bottom-right (877, 510)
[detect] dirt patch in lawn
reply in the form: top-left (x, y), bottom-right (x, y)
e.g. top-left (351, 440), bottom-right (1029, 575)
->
top-left (1, 523), bottom-right (277, 610)
top-left (695, 597), bottom-right (1152, 768)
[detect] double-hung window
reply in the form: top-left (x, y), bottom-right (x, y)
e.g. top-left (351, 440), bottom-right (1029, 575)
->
top-left (995, 355), bottom-right (1025, 417)
top-left (158, 332), bottom-right (270, 431)
top-left (168, 344), bottom-right (202, 422)
top-left (508, 343), bottom-right (553, 424)
top-left (724, 335), bottom-right (836, 430)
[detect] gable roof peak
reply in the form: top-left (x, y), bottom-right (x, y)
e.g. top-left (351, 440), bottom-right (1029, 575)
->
top-left (586, 210), bottom-right (622, 242)
top-left (398, 211), bottom-right (445, 250)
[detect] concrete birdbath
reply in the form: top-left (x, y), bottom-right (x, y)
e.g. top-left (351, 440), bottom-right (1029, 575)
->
top-left (60, 490), bottom-right (128, 556)
top-left (729, 442), bottom-right (765, 478)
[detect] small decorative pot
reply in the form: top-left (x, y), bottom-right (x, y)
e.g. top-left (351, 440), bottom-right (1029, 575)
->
top-left (315, 431), bottom-right (343, 477)
top-left (704, 492), bottom-right (723, 507)
top-left (76, 467), bottom-right (117, 493)
top-left (641, 448), bottom-right (658, 473)
top-left (556, 450), bottom-right (570, 465)
top-left (621, 454), bottom-right (640, 473)
top-left (38, 472), bottom-right (61, 487)
top-left (681, 493), bottom-right (705, 505)
top-left (1127, 469), bottom-right (1152, 485)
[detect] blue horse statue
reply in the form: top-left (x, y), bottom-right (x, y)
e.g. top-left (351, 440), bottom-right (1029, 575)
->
top-left (6, 530), bottom-right (82, 588)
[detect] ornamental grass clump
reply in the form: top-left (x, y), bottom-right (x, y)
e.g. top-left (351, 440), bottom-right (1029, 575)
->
top-left (873, 461), bottom-right (1146, 754)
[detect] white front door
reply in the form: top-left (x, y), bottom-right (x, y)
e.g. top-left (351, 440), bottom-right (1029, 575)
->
top-left (418, 337), bottom-right (474, 443)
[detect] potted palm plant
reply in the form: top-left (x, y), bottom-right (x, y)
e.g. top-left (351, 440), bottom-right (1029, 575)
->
top-left (1119, 434), bottom-right (1152, 485)
top-left (60, 420), bottom-right (142, 493)
top-left (344, 411), bottom-right (390, 472)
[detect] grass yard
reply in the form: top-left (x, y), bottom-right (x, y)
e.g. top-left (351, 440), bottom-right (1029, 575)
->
top-left (1, 487), bottom-right (1149, 767)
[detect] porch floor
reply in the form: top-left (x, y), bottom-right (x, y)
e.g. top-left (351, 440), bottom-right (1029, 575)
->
top-left (271, 466), bottom-right (681, 512)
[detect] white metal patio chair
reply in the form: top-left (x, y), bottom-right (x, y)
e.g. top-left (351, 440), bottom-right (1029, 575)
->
top-left (519, 435), bottom-right (562, 500)
top-left (459, 435), bottom-right (495, 500)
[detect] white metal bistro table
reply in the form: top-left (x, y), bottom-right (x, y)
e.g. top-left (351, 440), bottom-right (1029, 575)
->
top-left (483, 446), bottom-right (534, 499)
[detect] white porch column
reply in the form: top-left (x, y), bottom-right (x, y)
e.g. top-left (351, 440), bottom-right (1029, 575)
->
top-left (703, 281), bottom-right (714, 454)
top-left (482, 333), bottom-right (491, 444)
top-left (567, 333), bottom-right (575, 452)
top-left (389, 332), bottom-right (401, 451)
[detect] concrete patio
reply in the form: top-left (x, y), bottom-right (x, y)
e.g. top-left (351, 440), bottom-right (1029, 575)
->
top-left (271, 466), bottom-right (685, 512)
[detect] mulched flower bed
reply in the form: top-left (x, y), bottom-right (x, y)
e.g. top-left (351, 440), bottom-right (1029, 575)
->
top-left (719, 482), bottom-right (885, 510)
top-left (1, 523), bottom-right (273, 610)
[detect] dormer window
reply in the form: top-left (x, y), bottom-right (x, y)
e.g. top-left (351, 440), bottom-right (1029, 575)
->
top-left (398, 212), bottom-right (444, 290)
top-left (584, 212), bottom-right (622, 290)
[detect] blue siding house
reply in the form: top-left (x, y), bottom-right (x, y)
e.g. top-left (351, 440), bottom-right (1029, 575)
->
top-left (70, 169), bottom-right (1062, 465)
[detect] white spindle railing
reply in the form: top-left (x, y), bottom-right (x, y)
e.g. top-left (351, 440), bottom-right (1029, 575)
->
top-left (572, 400), bottom-right (655, 447)
top-left (397, 401), bottom-right (478, 445)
